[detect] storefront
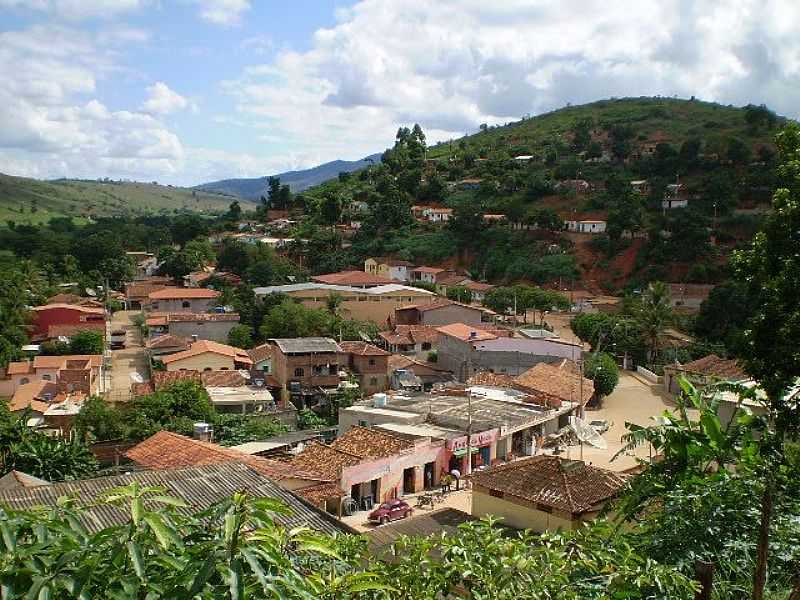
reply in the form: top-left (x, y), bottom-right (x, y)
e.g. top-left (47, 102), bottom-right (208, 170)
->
top-left (446, 428), bottom-right (499, 473)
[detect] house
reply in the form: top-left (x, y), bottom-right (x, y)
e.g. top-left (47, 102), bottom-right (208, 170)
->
top-left (426, 207), bottom-right (453, 223)
top-left (269, 338), bottom-right (344, 407)
top-left (470, 456), bottom-right (627, 532)
top-left (248, 343), bottom-right (274, 373)
top-left (340, 389), bottom-right (579, 472)
top-left (514, 155), bottom-right (534, 162)
top-left (8, 381), bottom-right (86, 435)
top-left (388, 354), bottom-right (453, 392)
top-left (395, 299), bottom-right (484, 327)
top-left (291, 426), bottom-right (447, 507)
top-left (29, 303), bottom-right (106, 340)
top-left (0, 354), bottom-right (103, 400)
top-left (562, 212), bottom-right (608, 234)
top-left (146, 312), bottom-right (240, 343)
top-left (159, 339), bottom-right (253, 372)
top-left (482, 213), bottom-right (507, 224)
top-left (339, 341), bottom-right (391, 395)
top-left (123, 431), bottom-right (342, 510)
top-left (379, 325), bottom-right (439, 358)
top-left (457, 178), bottom-right (483, 190)
top-left (364, 257), bottom-right (414, 282)
top-left (145, 334), bottom-right (189, 357)
top-left (462, 281), bottom-right (495, 304)
top-left (311, 270), bottom-right (399, 288)
top-left (630, 179), bottom-right (650, 195)
top-left (662, 183), bottom-right (688, 209)
top-left (436, 323), bottom-right (582, 381)
top-left (254, 283), bottom-right (436, 326)
top-left (146, 288), bottom-right (220, 313)
top-left (409, 266), bottom-right (447, 285)
top-left (0, 460), bottom-right (349, 535)
top-left (663, 354), bottom-right (748, 396)
top-left (123, 279), bottom-right (171, 310)
top-left (0, 470), bottom-right (50, 493)
top-left (183, 269), bottom-right (215, 288)
top-left (126, 251), bottom-right (158, 279)
top-left (513, 360), bottom-right (595, 407)
top-left (44, 293), bottom-right (103, 308)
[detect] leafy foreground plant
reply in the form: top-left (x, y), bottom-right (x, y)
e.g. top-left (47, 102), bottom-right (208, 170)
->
top-left (0, 484), bottom-right (697, 599)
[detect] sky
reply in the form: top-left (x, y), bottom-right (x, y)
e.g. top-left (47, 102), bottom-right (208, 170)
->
top-left (1, 0), bottom-right (799, 186)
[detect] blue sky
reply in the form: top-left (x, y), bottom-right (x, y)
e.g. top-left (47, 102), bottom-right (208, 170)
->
top-left (1, 0), bottom-right (799, 186)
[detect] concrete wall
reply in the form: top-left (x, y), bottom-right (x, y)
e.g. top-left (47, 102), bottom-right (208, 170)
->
top-left (636, 365), bottom-right (662, 383)
top-left (165, 353), bottom-right (235, 372)
top-left (169, 320), bottom-right (237, 343)
top-left (279, 289), bottom-right (434, 325)
top-left (420, 305), bottom-right (482, 326)
top-left (338, 407), bottom-right (424, 434)
top-left (471, 488), bottom-right (575, 532)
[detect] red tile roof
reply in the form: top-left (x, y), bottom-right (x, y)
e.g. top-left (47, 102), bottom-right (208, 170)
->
top-left (379, 325), bottom-right (439, 346)
top-left (387, 354), bottom-right (451, 375)
top-left (339, 341), bottom-right (391, 356)
top-left (32, 355), bottom-right (102, 369)
top-left (146, 334), bottom-right (189, 350)
top-left (160, 340), bottom-right (252, 365)
top-left (247, 344), bottom-right (273, 364)
top-left (125, 431), bottom-right (329, 482)
top-left (411, 266), bottom-right (446, 274)
top-left (148, 288), bottom-right (220, 300)
top-left (46, 323), bottom-right (106, 338)
top-left (470, 456), bottom-right (627, 514)
top-left (32, 303), bottom-right (105, 315)
top-left (6, 361), bottom-right (33, 375)
top-left (289, 442), bottom-right (362, 481)
top-left (311, 271), bottom-right (399, 286)
top-left (514, 360), bottom-right (594, 406)
top-left (677, 354), bottom-right (748, 381)
top-left (330, 426), bottom-right (414, 459)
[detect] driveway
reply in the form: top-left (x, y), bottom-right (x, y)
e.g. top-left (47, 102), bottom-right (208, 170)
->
top-left (564, 371), bottom-right (677, 471)
top-left (107, 310), bottom-right (150, 403)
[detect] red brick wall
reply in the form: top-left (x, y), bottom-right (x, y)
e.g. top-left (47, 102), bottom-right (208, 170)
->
top-left (33, 307), bottom-right (105, 337)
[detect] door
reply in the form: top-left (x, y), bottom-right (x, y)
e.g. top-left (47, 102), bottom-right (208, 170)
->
top-left (479, 446), bottom-right (491, 467)
top-left (424, 462), bottom-right (435, 489)
top-left (402, 467), bottom-right (415, 495)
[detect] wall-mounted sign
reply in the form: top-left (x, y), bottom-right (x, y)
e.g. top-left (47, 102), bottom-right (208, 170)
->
top-left (447, 428), bottom-right (499, 452)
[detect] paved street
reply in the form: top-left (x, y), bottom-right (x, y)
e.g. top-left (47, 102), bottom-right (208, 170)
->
top-left (107, 310), bottom-right (150, 403)
top-left (341, 488), bottom-right (471, 533)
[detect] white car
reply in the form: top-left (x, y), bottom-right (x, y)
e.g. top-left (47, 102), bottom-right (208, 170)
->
top-left (589, 419), bottom-right (610, 434)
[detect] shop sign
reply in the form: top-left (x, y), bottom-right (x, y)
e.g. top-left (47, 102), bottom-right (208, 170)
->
top-left (447, 428), bottom-right (498, 452)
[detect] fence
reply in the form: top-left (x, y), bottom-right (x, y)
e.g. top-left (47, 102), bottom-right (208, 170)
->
top-left (636, 365), bottom-right (662, 384)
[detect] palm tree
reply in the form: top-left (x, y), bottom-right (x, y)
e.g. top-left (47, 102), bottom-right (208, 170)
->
top-left (325, 292), bottom-right (343, 317)
top-left (636, 281), bottom-right (672, 364)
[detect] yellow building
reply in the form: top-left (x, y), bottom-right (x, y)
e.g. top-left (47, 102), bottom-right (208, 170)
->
top-left (160, 340), bottom-right (253, 372)
top-left (253, 283), bottom-right (436, 326)
top-left (470, 456), bottom-right (627, 532)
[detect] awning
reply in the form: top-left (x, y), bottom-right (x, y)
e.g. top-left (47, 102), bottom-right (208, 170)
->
top-left (452, 447), bottom-right (480, 457)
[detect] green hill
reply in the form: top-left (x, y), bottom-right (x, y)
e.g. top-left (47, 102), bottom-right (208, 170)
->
top-left (0, 174), bottom-right (241, 226)
top-left (427, 96), bottom-right (781, 160)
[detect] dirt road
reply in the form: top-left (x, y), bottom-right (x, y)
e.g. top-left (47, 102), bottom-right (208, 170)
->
top-left (107, 310), bottom-right (149, 402)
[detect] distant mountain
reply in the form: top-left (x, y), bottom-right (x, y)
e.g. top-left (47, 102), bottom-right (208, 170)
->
top-left (195, 153), bottom-right (383, 200)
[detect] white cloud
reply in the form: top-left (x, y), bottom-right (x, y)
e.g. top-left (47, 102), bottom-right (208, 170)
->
top-left (141, 82), bottom-right (190, 115)
top-left (222, 0), bottom-right (800, 170)
top-left (0, 25), bottom-right (184, 181)
top-left (0, 0), bottom-right (147, 19)
top-left (194, 0), bottom-right (251, 26)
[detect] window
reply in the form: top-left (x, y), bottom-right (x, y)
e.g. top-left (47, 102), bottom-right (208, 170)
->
top-left (182, 301), bottom-right (191, 308)
top-left (42, 374), bottom-right (52, 381)
top-left (489, 489), bottom-right (504, 499)
top-left (358, 420), bottom-right (369, 427)
top-left (368, 358), bottom-right (375, 366)
top-left (20, 377), bottom-right (29, 384)
top-left (421, 342), bottom-right (432, 350)
top-left (294, 367), bottom-right (304, 377)
top-left (204, 367), bottom-right (212, 371)
top-left (369, 377), bottom-right (378, 386)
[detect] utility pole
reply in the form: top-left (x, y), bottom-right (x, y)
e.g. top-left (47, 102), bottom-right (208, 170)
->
top-left (465, 390), bottom-right (473, 477)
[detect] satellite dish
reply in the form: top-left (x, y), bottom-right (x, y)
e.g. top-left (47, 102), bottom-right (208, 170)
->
top-left (569, 416), bottom-right (607, 450)
top-left (129, 373), bottom-right (144, 384)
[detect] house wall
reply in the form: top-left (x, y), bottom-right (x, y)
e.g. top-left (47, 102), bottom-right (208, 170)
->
top-left (378, 265), bottom-right (409, 282)
top-left (420, 305), bottom-right (482, 326)
top-left (148, 298), bottom-right (215, 313)
top-left (278, 289), bottom-right (435, 326)
top-left (338, 407), bottom-right (424, 434)
top-left (32, 307), bottom-right (105, 336)
top-left (364, 259), bottom-right (378, 275)
top-left (340, 441), bottom-right (447, 502)
top-left (168, 320), bottom-right (237, 343)
top-left (0, 378), bottom-right (14, 397)
top-left (348, 354), bottom-right (389, 395)
top-left (164, 353), bottom-right (235, 372)
top-left (471, 488), bottom-right (576, 532)
top-left (271, 350), bottom-right (342, 389)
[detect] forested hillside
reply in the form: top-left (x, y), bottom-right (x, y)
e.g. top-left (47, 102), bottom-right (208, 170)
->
top-left (295, 97), bottom-right (782, 291)
top-left (0, 174), bottom-right (235, 225)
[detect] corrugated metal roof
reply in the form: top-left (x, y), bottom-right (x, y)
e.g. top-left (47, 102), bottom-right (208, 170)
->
top-left (271, 337), bottom-right (341, 354)
top-left (0, 463), bottom-right (351, 536)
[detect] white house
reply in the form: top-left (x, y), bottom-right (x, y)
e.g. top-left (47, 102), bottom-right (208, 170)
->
top-left (564, 219), bottom-right (607, 234)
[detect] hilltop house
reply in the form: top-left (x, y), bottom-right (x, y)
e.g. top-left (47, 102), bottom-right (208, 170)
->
top-left (409, 266), bottom-right (447, 285)
top-left (562, 212), bottom-right (608, 234)
top-left (146, 312), bottom-right (240, 343)
top-left (662, 183), bottom-right (688, 209)
top-left (364, 257), bottom-right (414, 282)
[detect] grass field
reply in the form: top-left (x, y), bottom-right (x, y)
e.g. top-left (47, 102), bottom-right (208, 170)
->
top-left (0, 174), bottom-right (245, 225)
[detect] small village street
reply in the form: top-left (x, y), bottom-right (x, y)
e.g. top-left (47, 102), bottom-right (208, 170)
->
top-left (107, 310), bottom-right (149, 403)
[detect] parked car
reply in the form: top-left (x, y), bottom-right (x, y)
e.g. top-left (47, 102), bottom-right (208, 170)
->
top-left (589, 419), bottom-right (610, 434)
top-left (109, 330), bottom-right (126, 349)
top-left (368, 499), bottom-right (413, 525)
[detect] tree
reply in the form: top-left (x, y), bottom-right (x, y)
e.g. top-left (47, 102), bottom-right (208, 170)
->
top-left (214, 414), bottom-right (287, 446)
top-left (584, 352), bottom-right (619, 397)
top-left (225, 200), bottom-right (242, 222)
top-left (227, 324), bottom-right (254, 349)
top-left (732, 122), bottom-right (800, 600)
top-left (122, 381), bottom-right (216, 441)
top-left (445, 285), bottom-right (473, 304)
top-left (259, 300), bottom-right (329, 339)
top-left (694, 280), bottom-right (755, 350)
top-left (69, 329), bottom-right (104, 355)
top-left (246, 260), bottom-right (274, 286)
top-left (266, 176), bottom-right (282, 208)
top-left (320, 193), bottom-right (342, 226)
top-left (170, 214), bottom-right (208, 247)
top-left (217, 239), bottom-right (252, 276)
top-left (449, 197), bottom-right (485, 250)
top-left (75, 395), bottom-right (125, 442)
top-left (727, 137), bottom-right (752, 164)
top-left (636, 281), bottom-right (672, 364)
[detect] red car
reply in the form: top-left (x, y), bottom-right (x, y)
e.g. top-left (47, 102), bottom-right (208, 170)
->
top-left (368, 499), bottom-right (413, 525)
